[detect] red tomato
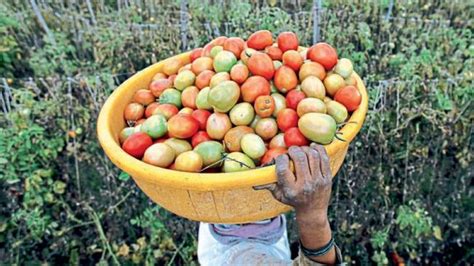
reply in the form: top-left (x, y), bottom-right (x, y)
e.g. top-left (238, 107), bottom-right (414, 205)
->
top-left (282, 50), bottom-right (303, 72)
top-left (334, 85), bottom-right (362, 111)
top-left (223, 37), bottom-right (245, 58)
top-left (247, 30), bottom-right (273, 50)
top-left (191, 109), bottom-right (212, 130)
top-left (145, 102), bottom-right (160, 118)
top-left (284, 127), bottom-right (309, 147)
top-left (168, 114), bottom-right (199, 139)
top-left (265, 46), bottom-right (283, 60)
top-left (230, 64), bottom-right (249, 84)
top-left (247, 52), bottom-right (275, 80)
top-left (124, 103), bottom-right (145, 121)
top-left (261, 147), bottom-right (288, 165)
top-left (254, 95), bottom-right (275, 118)
top-left (191, 131), bottom-right (212, 147)
top-left (195, 70), bottom-right (215, 89)
top-left (122, 132), bottom-right (153, 158)
top-left (133, 89), bottom-right (155, 106)
top-left (190, 48), bottom-right (203, 62)
top-left (181, 86), bottom-right (199, 109)
top-left (277, 32), bottom-right (299, 52)
top-left (149, 78), bottom-right (172, 97)
top-left (201, 42), bottom-right (214, 57)
top-left (241, 76), bottom-right (271, 103)
top-left (285, 90), bottom-right (306, 110)
top-left (152, 104), bottom-right (179, 120)
top-left (307, 42), bottom-right (338, 70)
top-left (274, 65), bottom-right (298, 93)
top-left (277, 108), bottom-right (299, 132)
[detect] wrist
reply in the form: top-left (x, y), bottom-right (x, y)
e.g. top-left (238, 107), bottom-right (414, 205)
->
top-left (296, 209), bottom-right (328, 227)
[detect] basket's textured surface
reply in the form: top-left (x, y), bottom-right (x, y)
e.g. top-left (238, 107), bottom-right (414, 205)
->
top-left (97, 52), bottom-right (369, 223)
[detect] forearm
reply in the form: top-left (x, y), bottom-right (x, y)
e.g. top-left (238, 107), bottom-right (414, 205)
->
top-left (296, 212), bottom-right (336, 264)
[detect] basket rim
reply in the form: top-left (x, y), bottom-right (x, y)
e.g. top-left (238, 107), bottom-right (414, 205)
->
top-left (97, 51), bottom-right (369, 191)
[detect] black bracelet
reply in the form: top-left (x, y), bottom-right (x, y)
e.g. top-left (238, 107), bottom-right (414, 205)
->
top-left (300, 236), bottom-right (335, 257)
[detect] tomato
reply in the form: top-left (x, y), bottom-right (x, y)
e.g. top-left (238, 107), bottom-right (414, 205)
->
top-left (124, 102), bottom-right (145, 121)
top-left (206, 113), bottom-right (232, 140)
top-left (149, 78), bottom-right (172, 97)
top-left (285, 89), bottom-right (306, 110)
top-left (167, 114), bottom-right (199, 139)
top-left (284, 127), bottom-right (309, 147)
top-left (190, 47), bottom-right (203, 62)
top-left (213, 50), bottom-right (237, 72)
top-left (152, 103), bottom-right (179, 120)
top-left (135, 118), bottom-right (146, 126)
top-left (222, 152), bottom-right (255, 172)
top-left (246, 30), bottom-right (273, 50)
top-left (301, 76), bottom-right (325, 99)
top-left (249, 115), bottom-right (261, 130)
top-left (274, 65), bottom-right (298, 93)
top-left (334, 58), bottom-right (353, 78)
top-left (145, 102), bottom-right (161, 118)
top-left (211, 36), bottom-right (228, 46)
top-left (247, 52), bottom-right (274, 80)
top-left (255, 118), bottom-right (278, 140)
top-left (241, 76), bottom-right (271, 103)
top-left (191, 109), bottom-right (212, 130)
top-left (273, 60), bottom-right (282, 70)
top-left (201, 42), bottom-right (215, 57)
top-left (345, 75), bottom-right (357, 86)
top-left (326, 100), bottom-right (348, 123)
top-left (208, 80), bottom-right (240, 113)
top-left (195, 87), bottom-right (212, 110)
top-left (178, 107), bottom-right (193, 115)
top-left (119, 127), bottom-right (135, 143)
top-left (230, 64), bottom-right (249, 84)
top-left (265, 46), bottom-right (283, 60)
top-left (141, 114), bottom-right (168, 138)
top-left (163, 57), bottom-right (182, 76)
top-left (261, 147), bottom-right (288, 165)
top-left (224, 126), bottom-right (254, 152)
top-left (277, 108), bottom-right (298, 132)
top-left (164, 138), bottom-right (192, 156)
top-left (277, 31), bottom-right (299, 52)
top-left (223, 37), bottom-right (245, 58)
top-left (324, 73), bottom-right (345, 96)
top-left (143, 143), bottom-right (175, 167)
top-left (178, 63), bottom-right (192, 73)
top-left (210, 46), bottom-right (223, 58)
top-left (154, 136), bottom-right (169, 143)
top-left (299, 61), bottom-right (326, 81)
top-left (271, 93), bottom-right (287, 117)
top-left (282, 50), bottom-right (303, 72)
top-left (241, 133), bottom-right (266, 159)
top-left (240, 48), bottom-right (256, 65)
top-left (297, 98), bottom-right (327, 117)
top-left (191, 57), bottom-right (213, 75)
top-left (133, 89), bottom-right (155, 106)
top-left (159, 88), bottom-right (182, 108)
top-left (307, 42), bottom-right (338, 70)
top-left (194, 141), bottom-right (224, 166)
top-left (298, 113), bottom-right (337, 144)
top-left (209, 72), bottom-right (230, 88)
top-left (195, 70), bottom-right (215, 89)
top-left (122, 132), bottom-right (153, 158)
top-left (174, 70), bottom-right (196, 91)
top-left (191, 131), bottom-right (212, 147)
top-left (269, 133), bottom-right (286, 149)
top-left (334, 85), bottom-right (361, 112)
top-left (152, 72), bottom-right (167, 81)
top-left (175, 151), bottom-right (203, 172)
top-left (254, 95), bottom-right (275, 118)
top-left (229, 102), bottom-right (255, 126)
top-left (168, 74), bottom-right (177, 84)
top-left (181, 86), bottom-right (199, 109)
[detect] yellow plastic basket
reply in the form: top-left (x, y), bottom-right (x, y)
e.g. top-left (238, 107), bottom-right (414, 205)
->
top-left (97, 51), bottom-right (368, 224)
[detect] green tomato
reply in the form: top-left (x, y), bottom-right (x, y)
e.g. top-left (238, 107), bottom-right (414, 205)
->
top-left (174, 70), bottom-right (196, 91)
top-left (196, 87), bottom-right (212, 110)
top-left (141, 114), bottom-right (167, 138)
top-left (222, 152), bottom-right (255, 173)
top-left (240, 133), bottom-right (266, 159)
top-left (298, 113), bottom-right (337, 145)
top-left (207, 80), bottom-right (240, 113)
top-left (210, 46), bottom-right (224, 58)
top-left (326, 100), bottom-right (348, 123)
top-left (213, 50), bottom-right (237, 73)
top-left (229, 102), bottom-right (255, 126)
top-left (159, 88), bottom-right (182, 108)
top-left (194, 141), bottom-right (224, 166)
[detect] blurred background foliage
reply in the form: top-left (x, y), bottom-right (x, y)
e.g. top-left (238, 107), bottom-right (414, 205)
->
top-left (0, 0), bottom-right (472, 264)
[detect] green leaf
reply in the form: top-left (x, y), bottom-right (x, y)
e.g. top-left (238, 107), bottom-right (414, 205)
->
top-left (433, 226), bottom-right (443, 240)
top-left (118, 171), bottom-right (130, 181)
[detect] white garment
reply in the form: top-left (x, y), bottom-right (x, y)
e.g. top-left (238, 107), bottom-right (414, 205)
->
top-left (198, 221), bottom-right (292, 265)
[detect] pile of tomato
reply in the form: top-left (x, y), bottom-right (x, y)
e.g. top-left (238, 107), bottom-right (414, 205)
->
top-left (119, 30), bottom-right (361, 173)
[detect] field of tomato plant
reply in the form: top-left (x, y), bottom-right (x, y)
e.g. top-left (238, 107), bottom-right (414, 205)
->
top-left (0, 0), bottom-right (472, 265)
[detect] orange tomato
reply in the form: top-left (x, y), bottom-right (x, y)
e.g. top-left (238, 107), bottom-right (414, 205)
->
top-left (241, 76), bottom-right (271, 103)
top-left (201, 42), bottom-right (214, 57)
top-left (133, 89), bottom-right (155, 106)
top-left (211, 36), bottom-right (228, 46)
top-left (206, 113), bottom-right (232, 140)
top-left (145, 102), bottom-right (161, 118)
top-left (255, 118), bottom-right (278, 140)
top-left (282, 50), bottom-right (303, 72)
top-left (230, 64), bottom-right (249, 84)
top-left (195, 70), bottom-right (215, 89)
top-left (277, 31), bottom-right (299, 52)
top-left (152, 72), bottom-right (167, 81)
top-left (168, 114), bottom-right (200, 139)
top-left (190, 47), bottom-right (203, 62)
top-left (307, 42), bottom-right (338, 70)
top-left (265, 46), bottom-right (283, 60)
top-left (149, 78), bottom-right (172, 97)
top-left (181, 86), bottom-right (199, 109)
top-left (274, 65), bottom-right (298, 93)
top-left (124, 103), bottom-right (145, 121)
top-left (223, 126), bottom-right (254, 152)
top-left (246, 30), bottom-right (273, 50)
top-left (247, 52), bottom-right (275, 80)
top-left (163, 57), bottom-right (182, 76)
top-left (152, 103), bottom-right (179, 120)
top-left (223, 37), bottom-right (245, 58)
top-left (299, 61), bottom-right (326, 81)
top-left (254, 95), bottom-right (275, 118)
top-left (334, 85), bottom-right (361, 111)
top-left (174, 151), bottom-right (203, 172)
top-left (191, 57), bottom-right (213, 75)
